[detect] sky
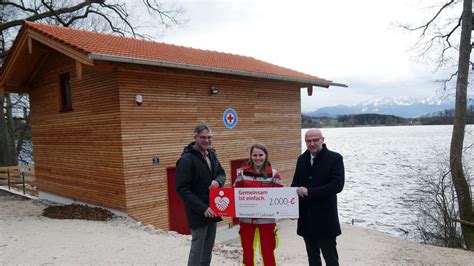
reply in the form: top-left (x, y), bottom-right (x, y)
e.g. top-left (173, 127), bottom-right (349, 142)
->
top-left (142, 0), bottom-right (468, 112)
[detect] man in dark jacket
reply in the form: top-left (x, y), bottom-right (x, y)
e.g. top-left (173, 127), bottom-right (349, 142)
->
top-left (176, 123), bottom-right (226, 266)
top-left (291, 128), bottom-right (345, 266)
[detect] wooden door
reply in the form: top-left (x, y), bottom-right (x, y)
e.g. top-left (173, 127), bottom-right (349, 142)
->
top-left (230, 159), bottom-right (248, 226)
top-left (167, 167), bottom-right (191, 235)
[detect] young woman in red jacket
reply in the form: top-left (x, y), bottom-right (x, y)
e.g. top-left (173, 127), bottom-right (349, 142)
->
top-left (233, 144), bottom-right (283, 266)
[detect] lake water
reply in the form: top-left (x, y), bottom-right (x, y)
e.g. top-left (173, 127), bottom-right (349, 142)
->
top-left (301, 125), bottom-right (474, 241)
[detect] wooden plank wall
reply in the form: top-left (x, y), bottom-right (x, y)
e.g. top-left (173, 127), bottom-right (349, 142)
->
top-left (27, 50), bottom-right (303, 231)
top-left (28, 52), bottom-right (127, 211)
top-left (117, 64), bottom-right (302, 229)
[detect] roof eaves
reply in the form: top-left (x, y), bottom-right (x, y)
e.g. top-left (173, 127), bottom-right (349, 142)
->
top-left (27, 29), bottom-right (93, 66)
top-left (24, 21), bottom-right (90, 54)
top-left (89, 53), bottom-right (346, 88)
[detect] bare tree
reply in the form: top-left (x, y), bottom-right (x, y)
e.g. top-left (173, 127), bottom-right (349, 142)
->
top-left (403, 0), bottom-right (473, 249)
top-left (450, 0), bottom-right (474, 250)
top-left (415, 154), bottom-right (465, 248)
top-left (0, 2), bottom-right (17, 166)
top-left (0, 0), bottom-right (183, 167)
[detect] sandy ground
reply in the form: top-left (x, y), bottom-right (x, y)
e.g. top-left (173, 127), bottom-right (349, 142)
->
top-left (1, 189), bottom-right (474, 265)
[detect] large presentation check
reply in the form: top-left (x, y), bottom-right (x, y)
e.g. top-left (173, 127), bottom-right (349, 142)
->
top-left (209, 187), bottom-right (299, 219)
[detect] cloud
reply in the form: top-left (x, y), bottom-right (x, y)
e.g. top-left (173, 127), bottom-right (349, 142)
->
top-left (155, 0), bottom-right (468, 111)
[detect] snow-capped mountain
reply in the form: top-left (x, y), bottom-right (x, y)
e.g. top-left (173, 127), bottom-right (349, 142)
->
top-left (306, 96), bottom-right (458, 118)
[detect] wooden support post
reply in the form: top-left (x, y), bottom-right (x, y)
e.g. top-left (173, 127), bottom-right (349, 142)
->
top-left (76, 61), bottom-right (83, 80)
top-left (28, 37), bottom-right (33, 54)
top-left (7, 169), bottom-right (11, 190)
top-left (22, 172), bottom-right (25, 195)
top-left (307, 85), bottom-right (313, 96)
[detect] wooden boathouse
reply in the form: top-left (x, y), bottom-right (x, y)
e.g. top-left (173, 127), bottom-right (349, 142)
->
top-left (0, 21), bottom-right (345, 233)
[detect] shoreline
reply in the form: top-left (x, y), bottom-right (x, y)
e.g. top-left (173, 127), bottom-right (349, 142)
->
top-left (1, 189), bottom-right (473, 265)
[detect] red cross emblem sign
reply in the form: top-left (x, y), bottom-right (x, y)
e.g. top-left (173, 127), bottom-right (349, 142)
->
top-left (223, 107), bottom-right (238, 128)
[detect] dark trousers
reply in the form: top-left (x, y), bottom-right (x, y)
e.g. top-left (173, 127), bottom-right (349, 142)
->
top-left (188, 223), bottom-right (217, 266)
top-left (303, 236), bottom-right (338, 266)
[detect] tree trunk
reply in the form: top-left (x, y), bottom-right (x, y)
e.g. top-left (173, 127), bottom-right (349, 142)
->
top-left (0, 94), bottom-right (17, 166)
top-left (0, 94), bottom-right (9, 165)
top-left (450, 0), bottom-right (473, 250)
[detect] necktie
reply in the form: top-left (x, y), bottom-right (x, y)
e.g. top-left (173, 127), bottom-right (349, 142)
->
top-left (309, 157), bottom-right (315, 179)
top-left (204, 153), bottom-right (212, 170)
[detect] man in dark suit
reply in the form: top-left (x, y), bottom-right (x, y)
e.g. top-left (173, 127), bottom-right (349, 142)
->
top-left (291, 128), bottom-right (345, 266)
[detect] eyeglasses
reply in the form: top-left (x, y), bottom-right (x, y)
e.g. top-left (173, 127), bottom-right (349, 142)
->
top-left (305, 138), bottom-right (322, 144)
top-left (198, 136), bottom-right (213, 140)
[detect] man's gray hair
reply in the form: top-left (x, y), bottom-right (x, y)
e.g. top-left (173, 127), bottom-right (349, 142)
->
top-left (194, 123), bottom-right (212, 136)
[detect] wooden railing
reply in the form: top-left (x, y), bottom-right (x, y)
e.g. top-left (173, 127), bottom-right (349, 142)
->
top-left (0, 165), bottom-right (36, 196)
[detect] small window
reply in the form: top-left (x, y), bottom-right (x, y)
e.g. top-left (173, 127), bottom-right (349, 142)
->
top-left (59, 73), bottom-right (73, 112)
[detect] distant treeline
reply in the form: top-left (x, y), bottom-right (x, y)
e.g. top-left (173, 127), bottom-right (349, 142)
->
top-left (418, 105), bottom-right (474, 125)
top-left (302, 105), bottom-right (474, 128)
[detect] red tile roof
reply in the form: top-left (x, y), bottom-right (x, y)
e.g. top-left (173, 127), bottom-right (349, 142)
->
top-left (21, 21), bottom-right (334, 86)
